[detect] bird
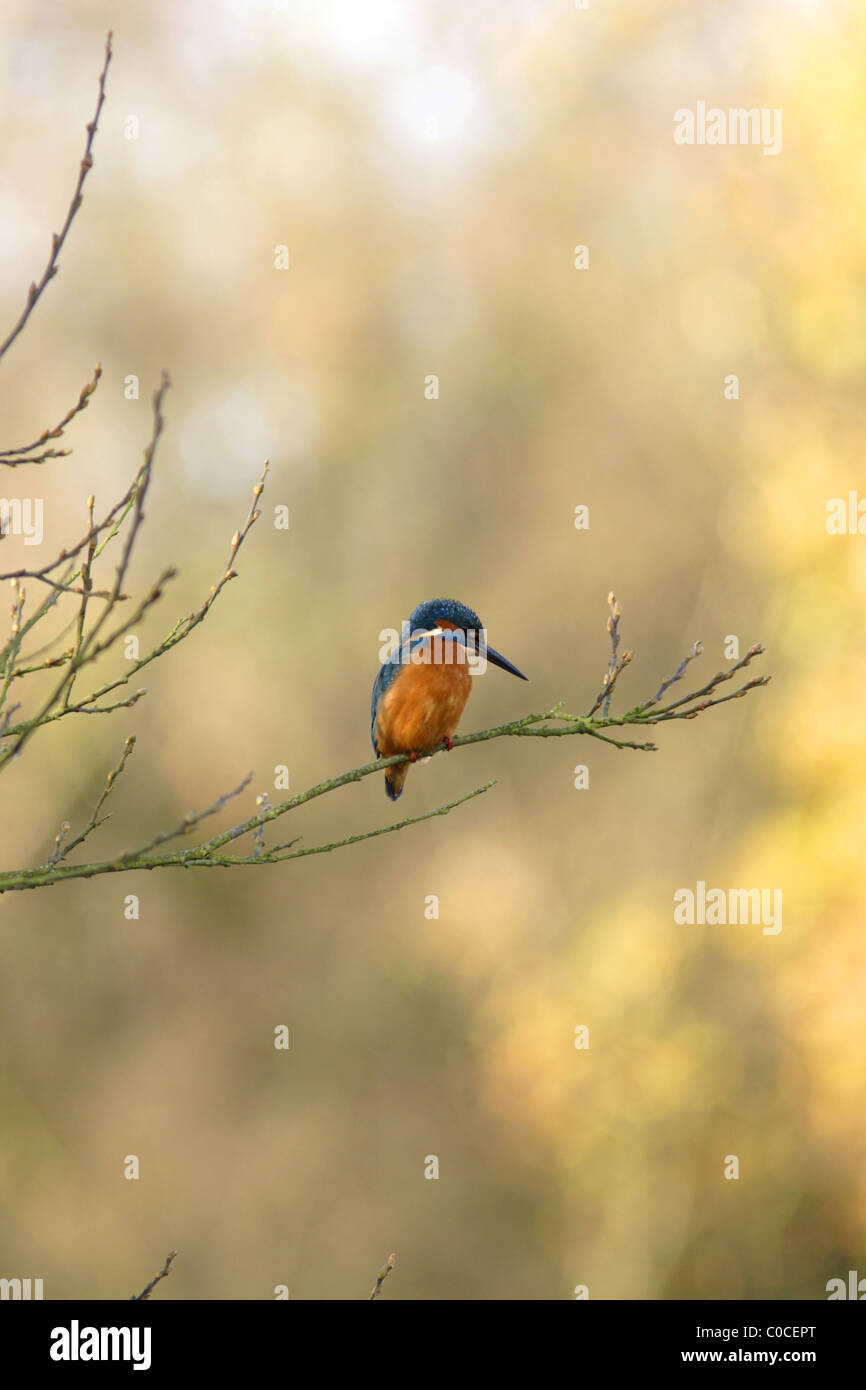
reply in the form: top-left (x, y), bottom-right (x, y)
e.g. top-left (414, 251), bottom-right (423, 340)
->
top-left (370, 598), bottom-right (528, 801)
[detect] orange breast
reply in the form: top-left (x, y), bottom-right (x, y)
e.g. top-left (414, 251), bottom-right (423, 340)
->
top-left (375, 638), bottom-right (472, 756)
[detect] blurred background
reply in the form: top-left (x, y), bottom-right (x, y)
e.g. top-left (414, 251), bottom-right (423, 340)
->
top-left (0, 0), bottom-right (864, 1299)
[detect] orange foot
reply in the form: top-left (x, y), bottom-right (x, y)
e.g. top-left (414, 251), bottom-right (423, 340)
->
top-left (444, 736), bottom-right (455, 751)
top-left (409, 751), bottom-right (418, 763)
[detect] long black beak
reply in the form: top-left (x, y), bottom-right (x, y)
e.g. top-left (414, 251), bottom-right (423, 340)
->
top-left (484, 644), bottom-right (529, 681)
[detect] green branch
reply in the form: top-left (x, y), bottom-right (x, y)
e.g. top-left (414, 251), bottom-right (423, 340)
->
top-left (0, 623), bottom-right (770, 894)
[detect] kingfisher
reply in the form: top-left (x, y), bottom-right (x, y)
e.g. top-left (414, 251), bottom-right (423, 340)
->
top-left (370, 598), bottom-right (528, 800)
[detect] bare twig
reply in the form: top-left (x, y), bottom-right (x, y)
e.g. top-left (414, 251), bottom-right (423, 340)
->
top-left (50, 735), bottom-right (137, 863)
top-left (130, 1249), bottom-right (178, 1302)
top-left (1, 457), bottom-right (269, 749)
top-left (634, 643), bottom-right (768, 720)
top-left (0, 379), bottom-right (176, 768)
top-left (586, 592), bottom-right (632, 717)
top-left (370, 1253), bottom-right (396, 1300)
top-left (0, 365), bottom-right (102, 466)
top-left (0, 471), bottom-right (144, 585)
top-left (127, 772), bottom-right (255, 858)
top-left (602, 590), bottom-right (622, 716)
top-left (643, 673), bottom-right (770, 721)
top-left (0, 35), bottom-right (113, 363)
top-left (638, 640), bottom-right (704, 711)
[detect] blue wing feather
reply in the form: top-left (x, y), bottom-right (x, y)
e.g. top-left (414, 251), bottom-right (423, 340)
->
top-left (370, 657), bottom-right (401, 753)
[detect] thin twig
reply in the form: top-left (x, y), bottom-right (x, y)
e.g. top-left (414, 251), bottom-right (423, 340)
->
top-left (370, 1253), bottom-right (396, 1301)
top-left (586, 592), bottom-right (632, 717)
top-left (0, 365), bottom-right (102, 466)
top-left (51, 735), bottom-right (136, 862)
top-left (0, 474), bottom-right (143, 585)
top-left (130, 1250), bottom-right (178, 1302)
top-left (601, 591), bottom-right (622, 716)
top-left (637, 640), bottom-right (704, 711)
top-left (127, 773), bottom-right (254, 858)
top-left (0, 380), bottom-right (174, 768)
top-left (633, 643), bottom-right (767, 719)
top-left (641, 674), bottom-right (771, 722)
top-left (1, 456), bottom-right (269, 745)
top-left (0, 35), bottom-right (113, 363)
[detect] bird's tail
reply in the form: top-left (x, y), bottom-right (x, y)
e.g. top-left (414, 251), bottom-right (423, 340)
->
top-left (384, 763), bottom-right (409, 801)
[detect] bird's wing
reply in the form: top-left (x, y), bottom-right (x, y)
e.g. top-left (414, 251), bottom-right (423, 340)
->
top-left (370, 657), bottom-right (401, 753)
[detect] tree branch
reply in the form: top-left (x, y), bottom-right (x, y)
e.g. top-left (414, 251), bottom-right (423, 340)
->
top-left (0, 615), bottom-right (771, 895)
top-left (130, 1249), bottom-right (178, 1302)
top-left (0, 365), bottom-right (102, 467)
top-left (0, 34), bottom-right (112, 364)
